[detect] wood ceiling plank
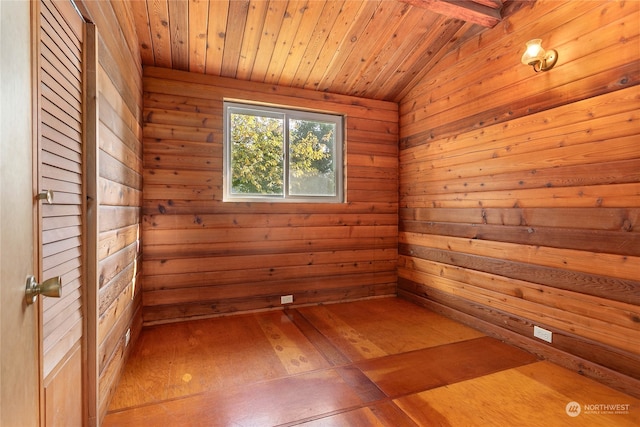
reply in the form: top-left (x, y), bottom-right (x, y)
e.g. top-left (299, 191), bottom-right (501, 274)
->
top-left (343, 1), bottom-right (420, 96)
top-left (319, 0), bottom-right (396, 93)
top-left (264, 0), bottom-right (310, 85)
top-left (129, 0), bottom-right (154, 65)
top-left (312, 0), bottom-right (381, 92)
top-left (236, 0), bottom-right (269, 80)
top-left (399, 0), bottom-right (502, 28)
top-left (288, 0), bottom-right (345, 88)
top-left (167, 0), bottom-right (188, 70)
top-left (188, 0), bottom-right (209, 73)
top-left (275, 0), bottom-right (325, 87)
top-left (301, 0), bottom-right (370, 91)
top-left (250, 0), bottom-right (288, 82)
top-left (204, 0), bottom-right (229, 75)
top-left (361, 9), bottom-right (439, 100)
top-left (221, 0), bottom-right (250, 78)
top-left (386, 18), bottom-right (470, 102)
top-left (148, 0), bottom-right (172, 68)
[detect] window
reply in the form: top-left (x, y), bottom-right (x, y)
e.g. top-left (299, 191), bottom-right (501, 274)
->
top-left (223, 102), bottom-right (344, 202)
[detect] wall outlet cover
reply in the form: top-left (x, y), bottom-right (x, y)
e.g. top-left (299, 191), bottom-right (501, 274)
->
top-left (533, 325), bottom-right (552, 343)
top-left (281, 295), bottom-right (294, 304)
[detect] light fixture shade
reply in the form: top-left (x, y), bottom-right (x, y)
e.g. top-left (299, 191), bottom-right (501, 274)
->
top-left (521, 39), bottom-right (545, 66)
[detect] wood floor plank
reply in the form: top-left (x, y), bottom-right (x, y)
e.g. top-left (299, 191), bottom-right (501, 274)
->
top-left (299, 303), bottom-right (389, 360)
top-left (369, 400), bottom-right (421, 427)
top-left (297, 298), bottom-right (485, 361)
top-left (284, 308), bottom-right (351, 366)
top-left (104, 369), bottom-right (365, 427)
top-left (108, 311), bottom-right (328, 411)
top-left (357, 336), bottom-right (538, 397)
top-left (335, 365), bottom-right (387, 403)
top-left (292, 407), bottom-right (387, 426)
top-left (395, 361), bottom-right (640, 426)
top-left (255, 311), bottom-right (331, 375)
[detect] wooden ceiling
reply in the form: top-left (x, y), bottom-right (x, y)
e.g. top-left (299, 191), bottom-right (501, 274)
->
top-left (130, 0), bottom-right (509, 102)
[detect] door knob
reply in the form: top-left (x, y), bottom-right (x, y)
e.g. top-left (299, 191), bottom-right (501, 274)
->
top-left (36, 189), bottom-right (54, 204)
top-left (25, 275), bottom-right (62, 304)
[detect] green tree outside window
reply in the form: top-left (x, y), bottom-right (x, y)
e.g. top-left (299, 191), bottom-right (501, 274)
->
top-left (225, 103), bottom-right (343, 203)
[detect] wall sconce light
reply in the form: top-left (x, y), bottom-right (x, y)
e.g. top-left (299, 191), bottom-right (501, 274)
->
top-left (521, 39), bottom-right (558, 72)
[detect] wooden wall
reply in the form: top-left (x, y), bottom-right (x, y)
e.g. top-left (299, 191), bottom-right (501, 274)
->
top-left (141, 67), bottom-right (398, 324)
top-left (75, 1), bottom-right (143, 423)
top-left (398, 0), bottom-right (640, 397)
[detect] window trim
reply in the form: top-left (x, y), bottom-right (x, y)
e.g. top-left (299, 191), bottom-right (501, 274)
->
top-left (223, 101), bottom-right (344, 203)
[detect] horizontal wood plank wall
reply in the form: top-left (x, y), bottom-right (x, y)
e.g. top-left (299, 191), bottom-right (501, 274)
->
top-left (76, 1), bottom-right (144, 423)
top-left (142, 67), bottom-right (398, 324)
top-left (398, 0), bottom-right (640, 397)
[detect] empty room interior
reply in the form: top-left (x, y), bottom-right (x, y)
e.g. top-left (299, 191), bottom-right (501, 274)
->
top-left (2, 0), bottom-right (639, 426)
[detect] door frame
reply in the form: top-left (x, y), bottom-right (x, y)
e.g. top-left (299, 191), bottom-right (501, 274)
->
top-left (83, 20), bottom-right (99, 427)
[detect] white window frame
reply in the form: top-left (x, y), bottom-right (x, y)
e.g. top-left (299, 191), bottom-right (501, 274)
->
top-left (223, 101), bottom-right (344, 203)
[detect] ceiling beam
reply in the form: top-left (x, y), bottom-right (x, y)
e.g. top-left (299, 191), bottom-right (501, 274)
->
top-left (399, 0), bottom-right (503, 28)
top-left (473, 0), bottom-right (503, 9)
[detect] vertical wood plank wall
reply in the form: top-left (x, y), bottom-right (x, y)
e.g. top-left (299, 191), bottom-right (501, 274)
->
top-left (398, 0), bottom-right (640, 396)
top-left (75, 1), bottom-right (143, 422)
top-left (141, 67), bottom-right (398, 324)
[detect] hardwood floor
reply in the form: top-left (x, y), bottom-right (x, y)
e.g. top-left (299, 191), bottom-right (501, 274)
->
top-left (104, 298), bottom-right (639, 426)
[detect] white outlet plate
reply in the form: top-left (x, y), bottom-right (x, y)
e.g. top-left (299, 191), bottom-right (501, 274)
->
top-left (281, 295), bottom-right (293, 304)
top-left (533, 325), bottom-right (552, 343)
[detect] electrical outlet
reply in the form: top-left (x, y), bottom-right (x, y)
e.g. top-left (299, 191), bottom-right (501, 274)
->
top-left (281, 295), bottom-right (294, 304)
top-left (533, 325), bottom-right (552, 343)
top-left (125, 328), bottom-right (131, 347)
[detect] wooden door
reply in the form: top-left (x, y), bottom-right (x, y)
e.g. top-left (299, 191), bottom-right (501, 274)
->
top-left (35, 0), bottom-right (85, 425)
top-left (0, 2), bottom-right (41, 427)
